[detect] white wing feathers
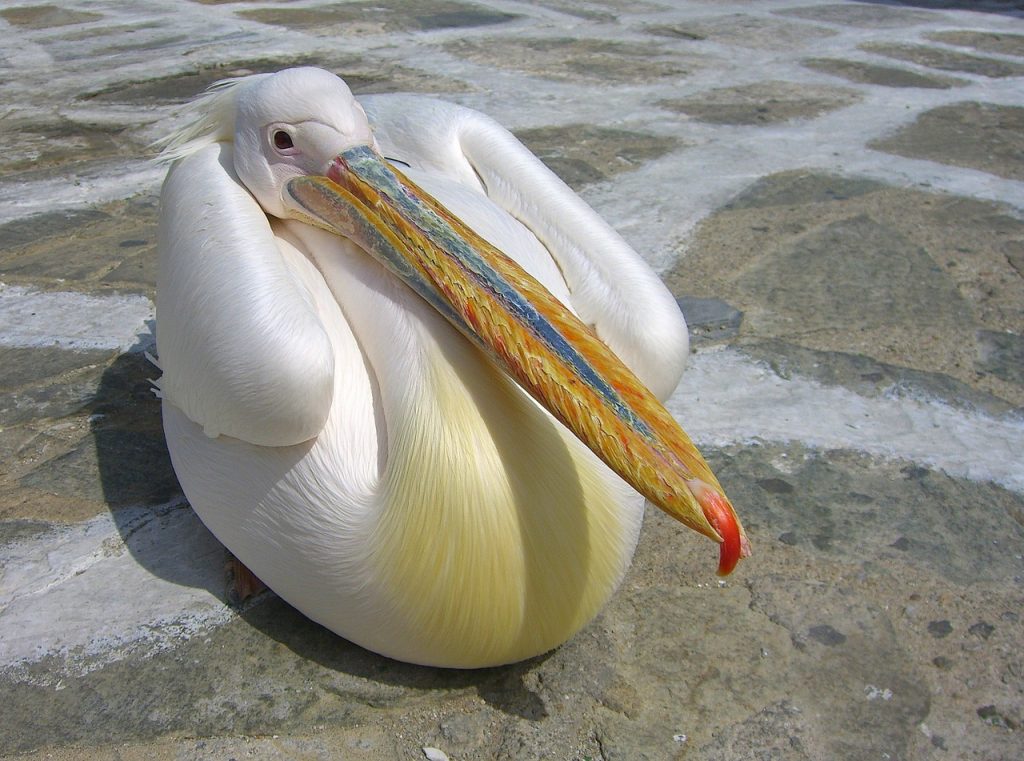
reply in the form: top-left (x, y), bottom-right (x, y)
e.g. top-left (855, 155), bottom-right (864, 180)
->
top-left (156, 143), bottom-right (334, 446)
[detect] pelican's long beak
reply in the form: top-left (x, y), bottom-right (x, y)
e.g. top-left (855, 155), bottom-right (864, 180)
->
top-left (283, 145), bottom-right (750, 574)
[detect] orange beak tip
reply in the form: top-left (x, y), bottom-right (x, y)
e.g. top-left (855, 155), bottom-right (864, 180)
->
top-left (688, 478), bottom-right (750, 577)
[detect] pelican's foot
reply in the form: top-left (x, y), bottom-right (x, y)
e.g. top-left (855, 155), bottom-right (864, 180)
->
top-left (226, 554), bottom-right (267, 605)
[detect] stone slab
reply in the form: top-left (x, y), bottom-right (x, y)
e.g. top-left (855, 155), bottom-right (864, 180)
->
top-left (862, 42), bottom-right (1024, 78)
top-left (927, 29), bottom-right (1024, 57)
top-left (648, 14), bottom-right (836, 50)
top-left (665, 171), bottom-right (1024, 407)
top-left (676, 296), bottom-right (743, 345)
top-left (737, 338), bottom-right (1021, 419)
top-left (444, 37), bottom-right (696, 83)
top-left (661, 81), bottom-right (860, 125)
top-left (0, 197), bottom-right (159, 288)
top-left (237, 0), bottom-right (519, 35)
top-left (0, 346), bottom-right (109, 426)
top-left (976, 329), bottom-right (1024, 386)
top-left (776, 3), bottom-right (940, 28)
top-left (802, 56), bottom-right (966, 88)
top-left (514, 125), bottom-right (679, 190)
top-left (870, 101), bottom-right (1024, 182)
top-left (0, 118), bottom-right (135, 177)
top-left (0, 4), bottom-right (103, 29)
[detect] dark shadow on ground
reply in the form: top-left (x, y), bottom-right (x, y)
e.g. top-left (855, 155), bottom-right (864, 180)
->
top-left (91, 345), bottom-right (209, 584)
top-left (240, 594), bottom-right (552, 720)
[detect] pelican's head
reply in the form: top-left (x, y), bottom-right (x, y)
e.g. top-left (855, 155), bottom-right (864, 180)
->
top-left (158, 67), bottom-right (375, 218)
top-left (233, 68), bottom-right (375, 218)
top-left (160, 67), bottom-right (749, 575)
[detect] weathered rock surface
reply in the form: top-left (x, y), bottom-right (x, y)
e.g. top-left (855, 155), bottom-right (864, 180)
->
top-left (2, 2), bottom-right (1023, 759)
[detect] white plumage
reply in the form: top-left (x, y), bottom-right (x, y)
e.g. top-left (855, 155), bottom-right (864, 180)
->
top-left (157, 68), bottom-right (690, 667)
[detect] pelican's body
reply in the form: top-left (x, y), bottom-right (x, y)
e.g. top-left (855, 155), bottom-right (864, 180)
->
top-left (157, 69), bottom-right (740, 668)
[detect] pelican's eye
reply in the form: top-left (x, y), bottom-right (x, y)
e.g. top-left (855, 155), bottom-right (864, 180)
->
top-left (273, 130), bottom-right (295, 151)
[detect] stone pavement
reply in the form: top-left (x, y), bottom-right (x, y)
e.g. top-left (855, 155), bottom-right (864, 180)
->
top-left (1, 1), bottom-right (1023, 759)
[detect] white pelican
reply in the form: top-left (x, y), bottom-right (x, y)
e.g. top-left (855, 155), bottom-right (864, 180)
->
top-left (156, 67), bottom-right (748, 668)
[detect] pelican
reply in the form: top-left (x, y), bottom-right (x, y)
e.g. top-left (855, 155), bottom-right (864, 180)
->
top-left (155, 67), bottom-right (748, 668)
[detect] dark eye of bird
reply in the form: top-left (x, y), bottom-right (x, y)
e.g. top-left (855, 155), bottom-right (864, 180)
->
top-left (274, 130), bottom-right (294, 150)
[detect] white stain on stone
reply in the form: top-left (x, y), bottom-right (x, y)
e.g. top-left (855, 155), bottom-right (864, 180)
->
top-left (0, 284), bottom-right (153, 352)
top-left (865, 685), bottom-right (894, 701)
top-left (0, 163), bottom-right (166, 226)
top-left (0, 503), bottom-right (231, 683)
top-left (671, 348), bottom-right (1024, 493)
